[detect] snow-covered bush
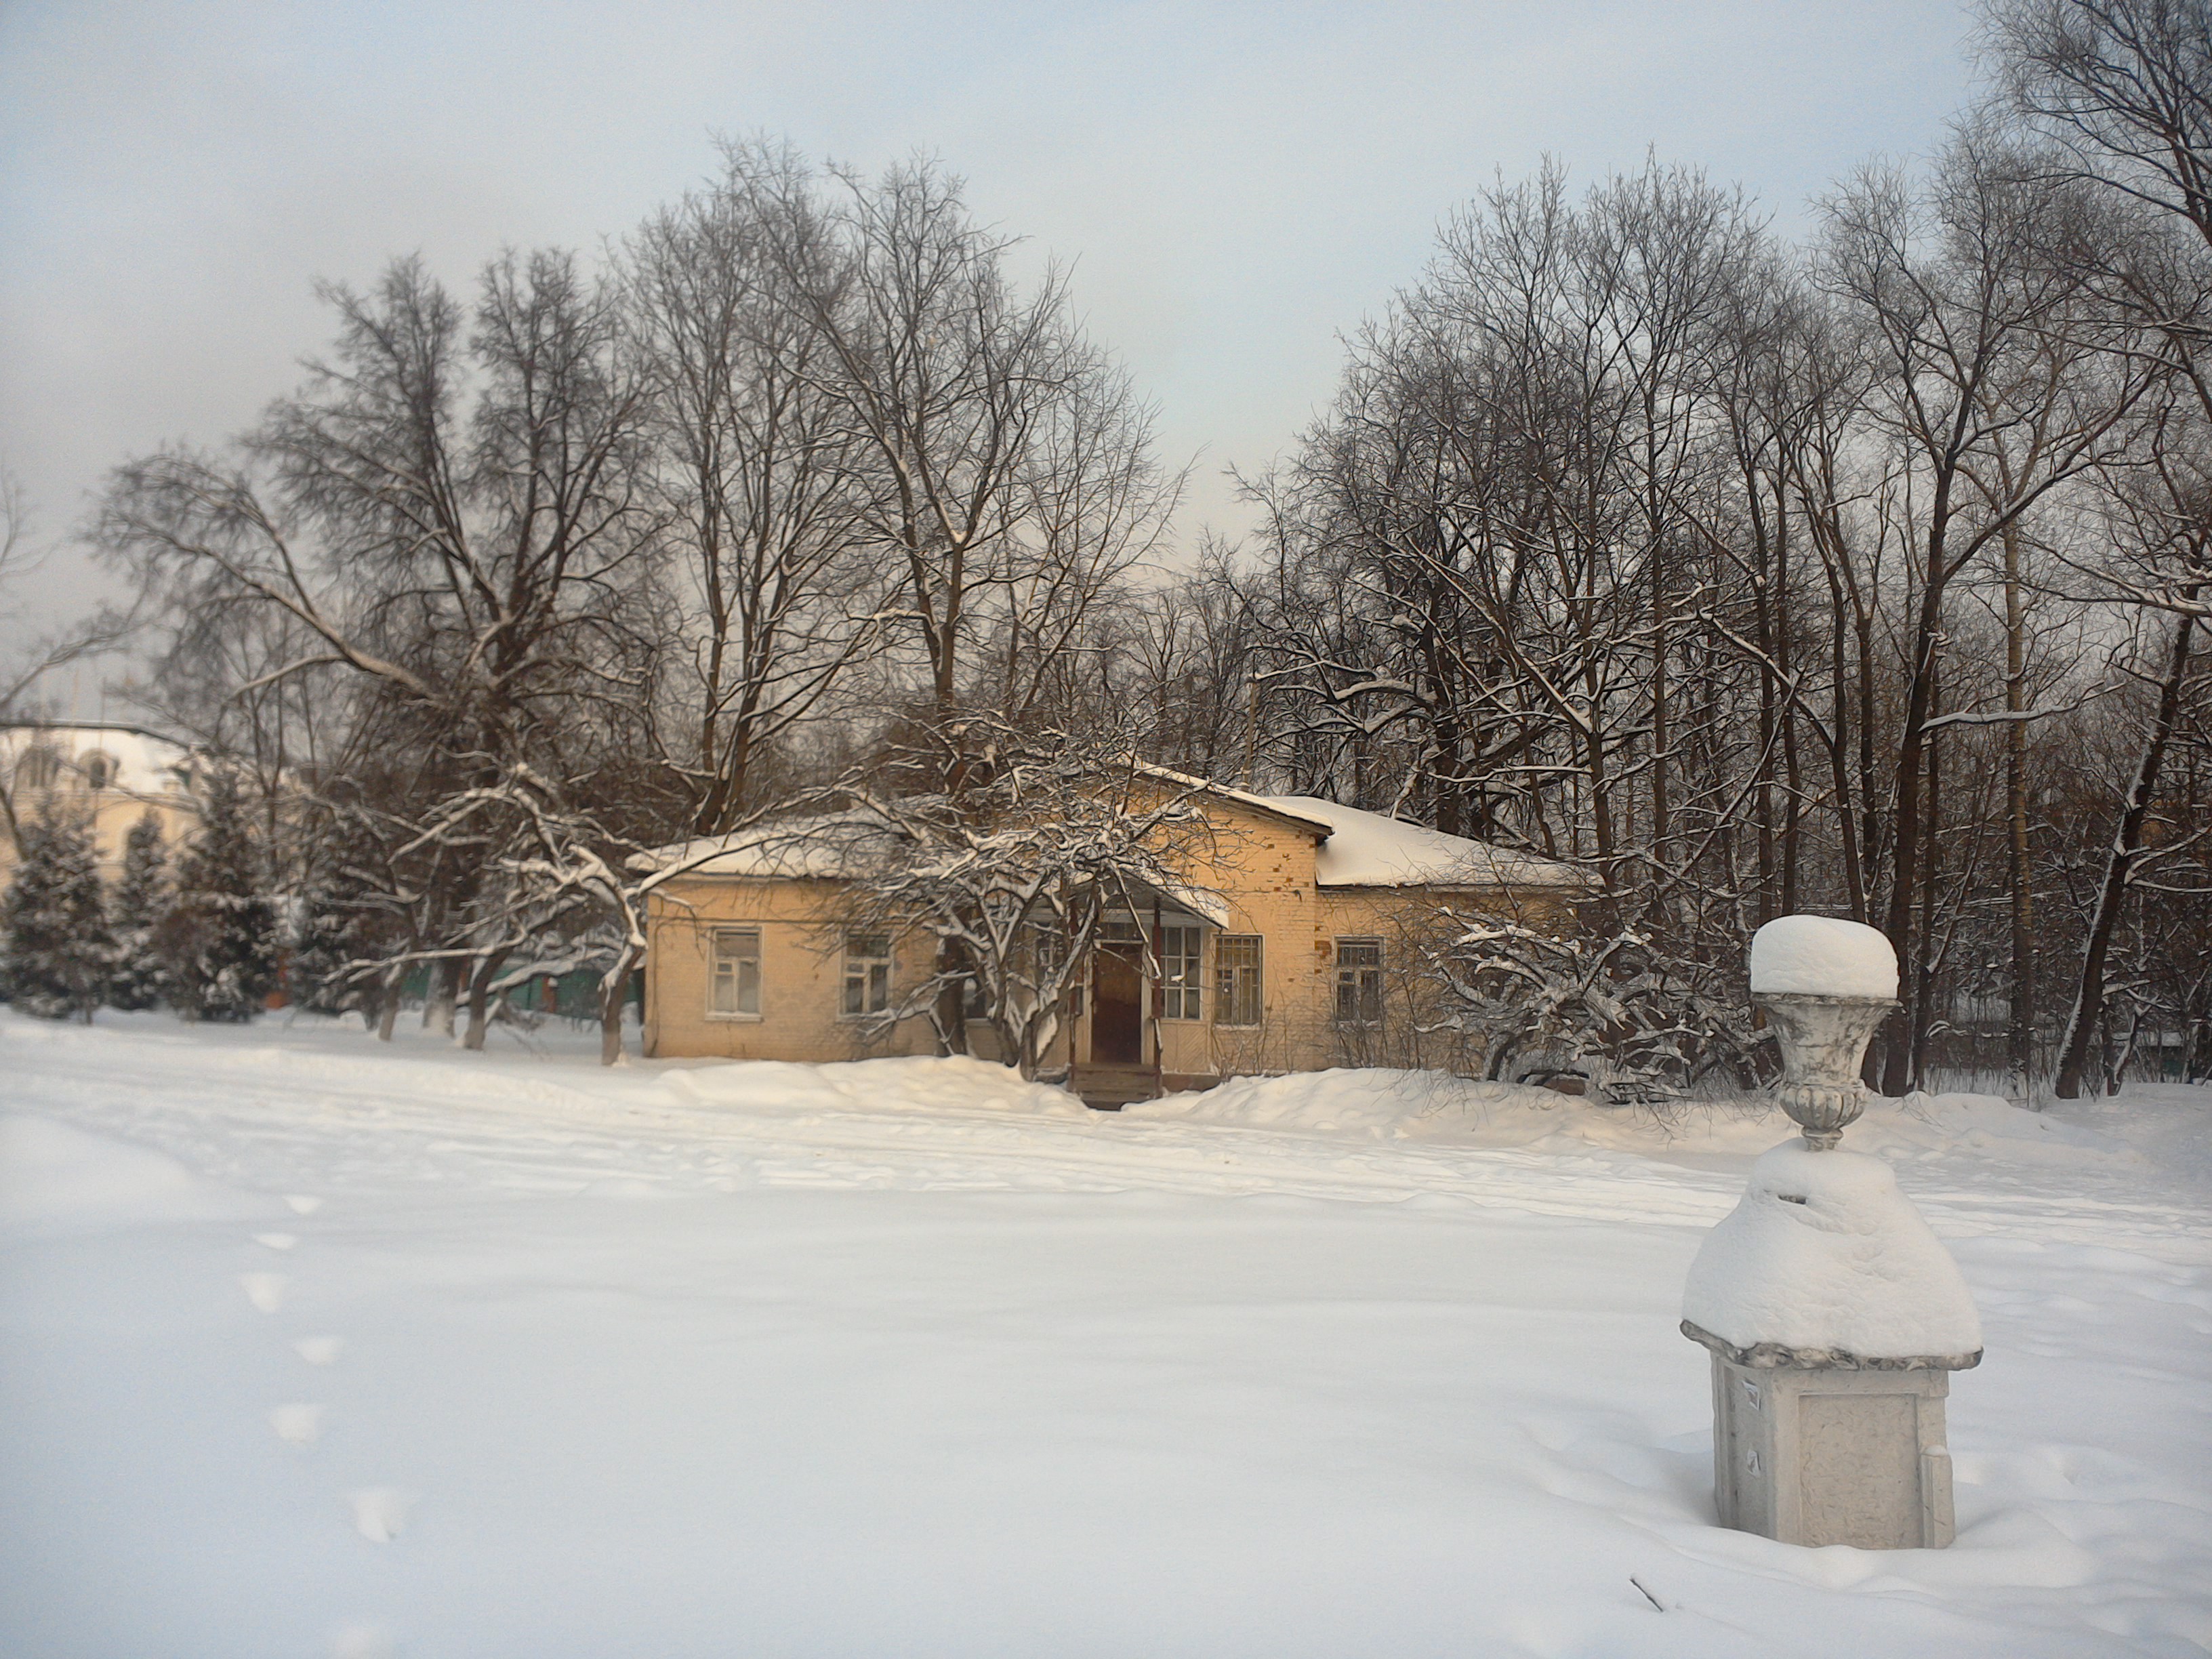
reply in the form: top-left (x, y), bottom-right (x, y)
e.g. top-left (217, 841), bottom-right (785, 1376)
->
top-left (2, 802), bottom-right (113, 1021)
top-left (157, 771), bottom-right (279, 1023)
top-left (1426, 916), bottom-right (1768, 1096)
top-left (104, 812), bottom-right (169, 1011)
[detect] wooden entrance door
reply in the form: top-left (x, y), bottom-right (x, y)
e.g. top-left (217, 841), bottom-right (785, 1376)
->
top-left (1092, 944), bottom-right (1144, 1064)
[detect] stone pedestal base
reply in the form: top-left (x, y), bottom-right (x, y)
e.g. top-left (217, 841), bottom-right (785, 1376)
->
top-left (1689, 1326), bottom-right (1971, 1549)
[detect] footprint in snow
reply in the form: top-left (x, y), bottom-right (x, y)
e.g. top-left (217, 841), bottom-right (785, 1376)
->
top-left (240, 1273), bottom-right (289, 1313)
top-left (348, 1488), bottom-right (416, 1544)
top-left (294, 1335), bottom-right (344, 1367)
top-left (253, 1231), bottom-right (298, 1251)
top-left (270, 1403), bottom-right (324, 1446)
top-left (285, 1194), bottom-right (323, 1216)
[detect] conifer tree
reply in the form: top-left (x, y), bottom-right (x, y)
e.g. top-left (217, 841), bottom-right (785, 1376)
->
top-left (159, 769), bottom-right (279, 1022)
top-left (106, 811), bottom-right (169, 1011)
top-left (2, 802), bottom-right (112, 1021)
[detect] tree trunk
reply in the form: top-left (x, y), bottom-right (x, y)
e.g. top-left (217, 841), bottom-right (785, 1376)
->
top-left (1881, 575), bottom-right (1948, 1097)
top-left (1910, 676), bottom-right (1942, 1092)
top-left (424, 958), bottom-right (459, 1038)
top-left (463, 948), bottom-right (512, 1052)
top-left (598, 953), bottom-right (638, 1067)
top-left (375, 963), bottom-right (405, 1042)
top-left (2055, 609), bottom-right (2196, 1098)
top-left (2002, 518), bottom-right (2036, 1101)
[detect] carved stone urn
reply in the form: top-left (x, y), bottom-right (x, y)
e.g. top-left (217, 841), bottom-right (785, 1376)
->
top-left (1756, 993), bottom-right (1893, 1151)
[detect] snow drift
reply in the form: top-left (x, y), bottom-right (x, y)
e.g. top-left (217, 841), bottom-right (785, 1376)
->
top-left (1682, 1141), bottom-right (1983, 1361)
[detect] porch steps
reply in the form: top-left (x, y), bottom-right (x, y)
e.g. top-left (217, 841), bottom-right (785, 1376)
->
top-left (1071, 1063), bottom-right (1161, 1111)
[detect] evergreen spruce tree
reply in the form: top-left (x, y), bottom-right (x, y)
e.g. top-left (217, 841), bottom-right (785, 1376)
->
top-left (106, 811), bottom-right (169, 1011)
top-left (285, 807), bottom-right (393, 1018)
top-left (159, 769), bottom-right (279, 1023)
top-left (2, 802), bottom-right (113, 1021)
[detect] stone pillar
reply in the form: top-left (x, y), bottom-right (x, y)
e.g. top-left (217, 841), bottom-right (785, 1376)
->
top-left (1685, 1325), bottom-right (1973, 1550)
top-left (1682, 915), bottom-right (1982, 1550)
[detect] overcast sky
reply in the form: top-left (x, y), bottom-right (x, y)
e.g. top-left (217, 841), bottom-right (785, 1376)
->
top-left (2, 0), bottom-right (1979, 642)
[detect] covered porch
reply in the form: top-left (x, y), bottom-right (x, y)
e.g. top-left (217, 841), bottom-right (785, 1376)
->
top-left (1064, 894), bottom-right (1229, 1110)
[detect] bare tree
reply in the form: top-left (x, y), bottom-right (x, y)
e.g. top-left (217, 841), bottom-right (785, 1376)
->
top-left (629, 145), bottom-right (882, 836)
top-left (836, 725), bottom-right (1214, 1078)
top-left (1819, 132), bottom-right (2156, 1090)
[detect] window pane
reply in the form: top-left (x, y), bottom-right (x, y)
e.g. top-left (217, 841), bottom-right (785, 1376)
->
top-left (844, 933), bottom-right (892, 1017)
top-left (1334, 940), bottom-right (1382, 1024)
top-left (1161, 924), bottom-right (1202, 1021)
top-left (712, 929), bottom-right (761, 1016)
top-left (1214, 935), bottom-right (1261, 1026)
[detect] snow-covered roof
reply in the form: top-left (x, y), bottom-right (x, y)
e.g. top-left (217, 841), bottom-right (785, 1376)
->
top-left (634, 811), bottom-right (903, 880)
top-left (1254, 796), bottom-right (1586, 890)
top-left (640, 785), bottom-right (1583, 898)
top-left (638, 809), bottom-right (1230, 924)
top-left (1121, 760), bottom-right (1339, 834)
top-left (1126, 762), bottom-right (1582, 890)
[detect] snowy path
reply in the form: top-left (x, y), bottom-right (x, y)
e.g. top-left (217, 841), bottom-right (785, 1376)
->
top-left (3, 1013), bottom-right (2209, 1658)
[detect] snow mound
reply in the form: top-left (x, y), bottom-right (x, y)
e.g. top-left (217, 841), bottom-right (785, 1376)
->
top-left (663, 1054), bottom-right (1093, 1120)
top-left (1683, 1141), bottom-right (1982, 1361)
top-left (1853, 1091), bottom-right (2141, 1167)
top-left (0, 1113), bottom-right (251, 1231)
top-left (1749, 914), bottom-right (1898, 999)
top-left (1128, 1068), bottom-right (1579, 1139)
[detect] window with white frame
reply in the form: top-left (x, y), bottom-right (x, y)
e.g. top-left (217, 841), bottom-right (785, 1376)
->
top-left (709, 927), bottom-right (762, 1017)
top-left (1334, 937), bottom-right (1384, 1024)
top-left (842, 930), bottom-right (893, 1017)
top-left (1160, 925), bottom-right (1203, 1020)
top-left (1214, 934), bottom-right (1263, 1027)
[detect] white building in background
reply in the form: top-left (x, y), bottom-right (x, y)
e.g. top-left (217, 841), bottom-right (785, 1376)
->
top-left (0, 721), bottom-right (199, 881)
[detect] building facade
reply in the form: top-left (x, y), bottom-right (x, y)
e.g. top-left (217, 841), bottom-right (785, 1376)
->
top-left (1, 722), bottom-right (199, 882)
top-left (642, 779), bottom-right (1584, 1100)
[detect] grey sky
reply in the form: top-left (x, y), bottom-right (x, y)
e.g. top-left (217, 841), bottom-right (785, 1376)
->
top-left (2, 0), bottom-right (1976, 638)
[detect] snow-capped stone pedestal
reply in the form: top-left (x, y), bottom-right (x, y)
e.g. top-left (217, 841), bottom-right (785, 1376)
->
top-left (1681, 916), bottom-right (1982, 1549)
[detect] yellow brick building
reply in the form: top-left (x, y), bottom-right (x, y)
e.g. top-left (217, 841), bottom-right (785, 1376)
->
top-left (1, 722), bottom-right (199, 884)
top-left (643, 775), bottom-right (1585, 1102)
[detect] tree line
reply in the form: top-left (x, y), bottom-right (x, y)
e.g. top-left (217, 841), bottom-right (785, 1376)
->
top-left (5, 0), bottom-right (2206, 1092)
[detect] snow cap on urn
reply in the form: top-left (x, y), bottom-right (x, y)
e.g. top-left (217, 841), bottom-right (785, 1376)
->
top-left (1749, 914), bottom-right (1898, 1001)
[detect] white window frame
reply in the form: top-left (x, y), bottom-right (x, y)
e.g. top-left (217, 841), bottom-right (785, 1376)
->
top-left (708, 926), bottom-right (763, 1020)
top-left (1214, 934), bottom-right (1263, 1027)
top-left (841, 930), bottom-right (894, 1018)
top-left (1160, 924), bottom-right (1203, 1021)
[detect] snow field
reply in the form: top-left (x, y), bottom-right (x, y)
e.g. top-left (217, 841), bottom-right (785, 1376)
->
top-left (1, 1010), bottom-right (2208, 1657)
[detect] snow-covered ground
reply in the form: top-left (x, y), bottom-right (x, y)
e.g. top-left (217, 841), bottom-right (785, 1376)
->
top-left (3, 1011), bottom-right (2207, 1658)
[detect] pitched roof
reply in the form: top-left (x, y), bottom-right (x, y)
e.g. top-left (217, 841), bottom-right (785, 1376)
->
top-left (1254, 794), bottom-right (1586, 889)
top-left (635, 811), bottom-right (902, 880)
top-left (640, 781), bottom-right (1585, 896)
